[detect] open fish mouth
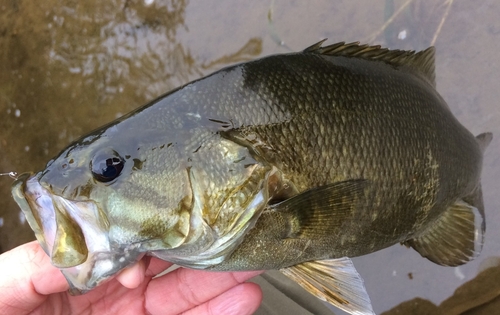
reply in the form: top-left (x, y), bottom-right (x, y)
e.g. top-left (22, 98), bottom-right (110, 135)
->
top-left (12, 173), bottom-right (142, 294)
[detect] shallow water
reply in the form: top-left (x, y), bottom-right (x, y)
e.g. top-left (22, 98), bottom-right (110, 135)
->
top-left (0, 1), bottom-right (499, 314)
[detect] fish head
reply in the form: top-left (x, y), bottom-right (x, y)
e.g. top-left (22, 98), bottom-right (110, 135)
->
top-left (11, 123), bottom-right (195, 294)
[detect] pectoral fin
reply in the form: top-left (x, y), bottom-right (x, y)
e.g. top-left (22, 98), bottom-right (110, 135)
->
top-left (404, 194), bottom-right (484, 266)
top-left (280, 257), bottom-right (374, 315)
top-left (269, 179), bottom-right (369, 238)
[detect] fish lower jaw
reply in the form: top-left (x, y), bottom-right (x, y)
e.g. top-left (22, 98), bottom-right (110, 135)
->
top-left (63, 248), bottom-right (144, 295)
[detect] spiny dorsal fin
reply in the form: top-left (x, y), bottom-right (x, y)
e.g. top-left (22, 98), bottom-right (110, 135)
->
top-left (304, 40), bottom-right (436, 86)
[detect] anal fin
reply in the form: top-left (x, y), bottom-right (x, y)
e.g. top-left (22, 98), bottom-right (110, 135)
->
top-left (405, 197), bottom-right (484, 267)
top-left (280, 257), bottom-right (374, 315)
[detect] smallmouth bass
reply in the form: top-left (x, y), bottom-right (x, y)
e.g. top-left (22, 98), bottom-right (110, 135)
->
top-left (12, 40), bottom-right (492, 315)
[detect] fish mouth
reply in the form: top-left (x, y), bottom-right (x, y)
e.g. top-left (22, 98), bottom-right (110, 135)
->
top-left (12, 173), bottom-right (142, 294)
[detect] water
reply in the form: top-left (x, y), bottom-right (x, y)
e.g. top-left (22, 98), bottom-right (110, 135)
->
top-left (0, 0), bottom-right (499, 313)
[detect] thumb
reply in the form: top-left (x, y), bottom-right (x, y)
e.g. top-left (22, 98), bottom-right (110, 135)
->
top-left (0, 241), bottom-right (68, 314)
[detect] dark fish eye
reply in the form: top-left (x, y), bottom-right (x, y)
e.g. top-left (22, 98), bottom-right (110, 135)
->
top-left (91, 150), bottom-right (125, 183)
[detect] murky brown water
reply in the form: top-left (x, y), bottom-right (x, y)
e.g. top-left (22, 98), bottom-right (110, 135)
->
top-left (1, 0), bottom-right (499, 314)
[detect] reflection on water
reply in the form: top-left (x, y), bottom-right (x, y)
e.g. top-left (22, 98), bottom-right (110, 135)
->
top-left (0, 0), bottom-right (499, 314)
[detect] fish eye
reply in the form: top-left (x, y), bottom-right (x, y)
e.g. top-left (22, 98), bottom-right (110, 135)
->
top-left (90, 150), bottom-right (125, 183)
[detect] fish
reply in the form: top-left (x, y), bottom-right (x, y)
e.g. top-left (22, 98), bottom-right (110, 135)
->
top-left (11, 40), bottom-right (492, 315)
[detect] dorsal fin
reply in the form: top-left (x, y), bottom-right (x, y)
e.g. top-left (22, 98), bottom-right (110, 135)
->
top-left (304, 40), bottom-right (436, 86)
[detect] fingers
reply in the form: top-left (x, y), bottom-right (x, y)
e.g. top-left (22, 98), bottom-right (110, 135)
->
top-left (116, 254), bottom-right (175, 289)
top-left (145, 268), bottom-right (263, 315)
top-left (182, 282), bottom-right (262, 315)
top-left (115, 257), bottom-right (148, 289)
top-left (146, 256), bottom-right (174, 277)
top-left (23, 242), bottom-right (69, 295)
top-left (0, 241), bottom-right (68, 314)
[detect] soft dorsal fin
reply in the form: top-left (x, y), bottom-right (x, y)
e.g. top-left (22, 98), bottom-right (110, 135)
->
top-left (304, 40), bottom-right (436, 86)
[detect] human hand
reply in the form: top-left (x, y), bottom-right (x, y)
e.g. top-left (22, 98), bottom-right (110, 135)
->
top-left (0, 241), bottom-right (263, 315)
